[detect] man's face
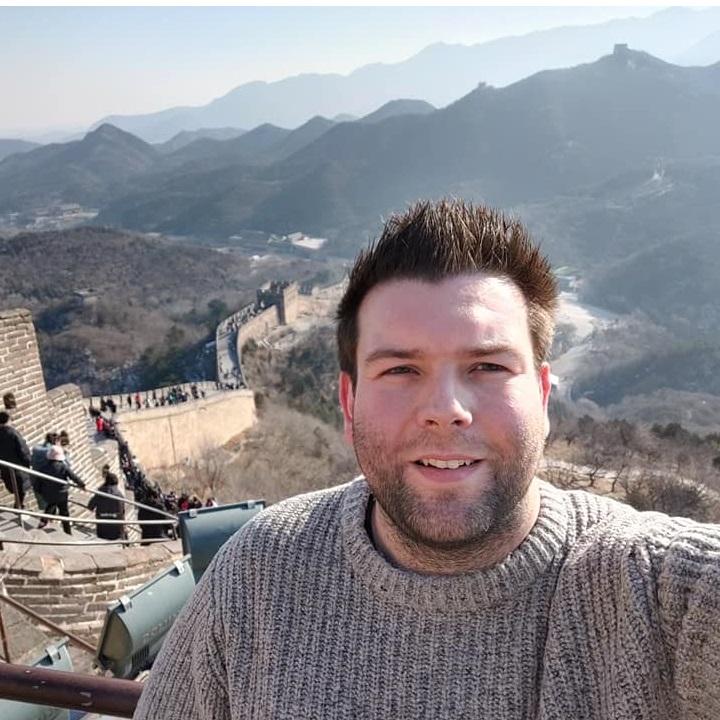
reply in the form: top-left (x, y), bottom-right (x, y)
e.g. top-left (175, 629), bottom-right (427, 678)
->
top-left (339, 274), bottom-right (551, 550)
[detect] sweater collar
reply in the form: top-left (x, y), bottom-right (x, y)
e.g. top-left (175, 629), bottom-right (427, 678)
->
top-left (341, 477), bottom-right (570, 612)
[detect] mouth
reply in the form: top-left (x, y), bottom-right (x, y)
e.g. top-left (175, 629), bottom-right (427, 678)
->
top-left (408, 455), bottom-right (485, 484)
top-left (413, 457), bottom-right (481, 470)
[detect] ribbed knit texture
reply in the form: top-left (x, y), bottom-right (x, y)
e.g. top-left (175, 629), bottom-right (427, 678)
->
top-left (134, 479), bottom-right (720, 719)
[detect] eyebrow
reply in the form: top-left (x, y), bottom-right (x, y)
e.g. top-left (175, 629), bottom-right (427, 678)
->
top-left (363, 345), bottom-right (521, 365)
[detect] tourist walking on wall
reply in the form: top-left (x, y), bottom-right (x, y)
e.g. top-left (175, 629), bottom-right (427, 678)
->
top-left (41, 445), bottom-right (86, 534)
top-left (59, 430), bottom-right (73, 469)
top-left (138, 486), bottom-right (170, 544)
top-left (0, 410), bottom-right (31, 509)
top-left (30, 432), bottom-right (58, 511)
top-left (88, 465), bottom-right (126, 540)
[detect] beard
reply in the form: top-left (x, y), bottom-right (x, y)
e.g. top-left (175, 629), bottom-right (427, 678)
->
top-left (352, 417), bottom-right (545, 553)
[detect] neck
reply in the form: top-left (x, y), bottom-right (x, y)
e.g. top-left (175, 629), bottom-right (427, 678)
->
top-left (369, 479), bottom-right (541, 575)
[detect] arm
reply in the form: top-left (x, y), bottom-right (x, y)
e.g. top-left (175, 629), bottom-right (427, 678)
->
top-left (15, 431), bottom-right (30, 467)
top-left (65, 466), bottom-right (86, 489)
top-left (657, 522), bottom-right (720, 719)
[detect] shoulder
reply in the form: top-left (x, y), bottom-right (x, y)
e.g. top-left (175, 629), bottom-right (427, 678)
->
top-left (227, 481), bottom-right (352, 555)
top-left (557, 486), bottom-right (720, 585)
top-left (208, 481), bottom-right (355, 581)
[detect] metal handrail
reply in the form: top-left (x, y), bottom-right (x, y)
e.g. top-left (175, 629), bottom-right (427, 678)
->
top-left (0, 592), bottom-right (96, 655)
top-left (0, 458), bottom-right (176, 519)
top-left (0, 505), bottom-right (176, 526)
top-left (0, 662), bottom-right (142, 718)
top-left (0, 536), bottom-right (175, 546)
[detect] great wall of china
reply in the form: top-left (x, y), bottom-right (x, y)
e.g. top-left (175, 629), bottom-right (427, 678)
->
top-left (0, 277), bottom-right (337, 668)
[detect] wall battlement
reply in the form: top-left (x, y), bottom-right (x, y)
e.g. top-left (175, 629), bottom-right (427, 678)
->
top-left (0, 308), bottom-right (110, 489)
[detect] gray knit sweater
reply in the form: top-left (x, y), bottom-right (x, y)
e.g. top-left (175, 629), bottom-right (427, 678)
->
top-left (133, 479), bottom-right (720, 719)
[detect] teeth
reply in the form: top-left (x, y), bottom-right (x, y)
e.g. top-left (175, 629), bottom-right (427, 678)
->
top-left (420, 458), bottom-right (474, 469)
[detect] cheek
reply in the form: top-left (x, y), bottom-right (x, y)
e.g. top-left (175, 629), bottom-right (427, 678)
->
top-left (479, 383), bottom-right (543, 436)
top-left (355, 385), bottom-right (415, 431)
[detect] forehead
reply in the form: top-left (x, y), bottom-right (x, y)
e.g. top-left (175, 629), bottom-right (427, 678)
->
top-left (357, 274), bottom-right (532, 355)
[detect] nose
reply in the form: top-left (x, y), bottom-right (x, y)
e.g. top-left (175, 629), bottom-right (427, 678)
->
top-left (416, 373), bottom-right (473, 429)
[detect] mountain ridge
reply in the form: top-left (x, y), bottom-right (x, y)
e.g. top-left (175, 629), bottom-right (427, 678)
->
top-left (90, 7), bottom-right (720, 142)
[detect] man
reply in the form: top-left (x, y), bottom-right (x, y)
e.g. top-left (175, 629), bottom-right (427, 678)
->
top-left (134, 200), bottom-right (720, 719)
top-left (0, 410), bottom-right (31, 509)
top-left (137, 485), bottom-right (173, 544)
top-left (88, 464), bottom-right (126, 540)
top-left (31, 431), bottom-right (58, 519)
top-left (43, 445), bottom-right (86, 535)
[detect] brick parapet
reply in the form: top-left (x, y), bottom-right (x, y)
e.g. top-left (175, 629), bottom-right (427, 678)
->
top-left (0, 308), bottom-right (104, 492)
top-left (0, 542), bottom-right (184, 641)
top-left (237, 305), bottom-right (280, 351)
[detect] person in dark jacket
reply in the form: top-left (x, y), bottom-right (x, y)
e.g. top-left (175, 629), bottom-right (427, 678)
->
top-left (42, 445), bottom-right (86, 534)
top-left (138, 486), bottom-right (170, 544)
top-left (88, 465), bottom-right (126, 540)
top-left (0, 411), bottom-right (31, 508)
top-left (31, 432), bottom-right (58, 511)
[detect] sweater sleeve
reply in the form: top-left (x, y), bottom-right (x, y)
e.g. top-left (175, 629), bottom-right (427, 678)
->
top-left (133, 557), bottom-right (232, 720)
top-left (656, 521), bottom-right (720, 719)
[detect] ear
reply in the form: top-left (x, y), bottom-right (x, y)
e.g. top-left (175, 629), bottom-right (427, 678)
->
top-left (538, 362), bottom-right (552, 439)
top-left (338, 371), bottom-right (355, 445)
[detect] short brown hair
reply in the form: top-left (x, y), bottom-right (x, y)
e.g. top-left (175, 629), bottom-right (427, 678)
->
top-left (336, 199), bottom-right (557, 384)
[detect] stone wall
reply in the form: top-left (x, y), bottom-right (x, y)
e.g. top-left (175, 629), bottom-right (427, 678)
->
top-left (0, 309), bottom-right (107, 490)
top-left (116, 389), bottom-right (256, 470)
top-left (237, 305), bottom-right (280, 349)
top-left (0, 542), bottom-right (183, 644)
top-left (281, 282), bottom-right (299, 325)
top-left (88, 380), bottom-right (218, 414)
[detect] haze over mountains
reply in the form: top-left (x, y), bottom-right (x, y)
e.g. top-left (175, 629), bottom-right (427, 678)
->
top-left (3, 46), bottom-right (717, 246)
top-left (0, 139), bottom-right (41, 162)
top-left (84, 7), bottom-right (720, 143)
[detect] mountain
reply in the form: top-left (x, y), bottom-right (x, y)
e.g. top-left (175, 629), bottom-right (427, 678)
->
top-left (0, 124), bottom-right (158, 212)
top-left (360, 99), bottom-right (436, 124)
top-left (675, 30), bottom-right (720, 66)
top-left (156, 127), bottom-right (246, 154)
top-left (92, 7), bottom-right (720, 142)
top-left (0, 139), bottom-right (41, 162)
top-left (0, 226), bottom-right (328, 391)
top-left (94, 48), bottom-right (720, 244)
top-left (161, 123), bottom-right (290, 170)
top-left (257, 116), bottom-right (336, 164)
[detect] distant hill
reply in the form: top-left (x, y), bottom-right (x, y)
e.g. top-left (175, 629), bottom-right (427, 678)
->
top-left (160, 123), bottom-right (290, 170)
top-left (6, 48), bottom-right (720, 251)
top-left (360, 99), bottom-right (436, 124)
top-left (676, 29), bottom-right (720, 66)
top-left (258, 116), bottom-right (336, 164)
top-left (155, 127), bottom-right (246, 154)
top-left (91, 7), bottom-right (720, 142)
top-left (0, 124), bottom-right (158, 212)
top-left (0, 139), bottom-right (41, 162)
top-left (0, 226), bottom-right (328, 392)
top-left (93, 47), bottom-right (720, 243)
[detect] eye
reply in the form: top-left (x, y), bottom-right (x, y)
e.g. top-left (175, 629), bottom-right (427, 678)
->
top-left (472, 362), bottom-right (506, 373)
top-left (384, 366), bottom-right (417, 376)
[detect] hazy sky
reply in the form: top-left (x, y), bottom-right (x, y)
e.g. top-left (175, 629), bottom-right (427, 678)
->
top-left (1, 6), bottom-right (663, 137)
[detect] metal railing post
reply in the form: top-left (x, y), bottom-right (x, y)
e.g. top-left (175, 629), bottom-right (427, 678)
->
top-left (8, 469), bottom-right (22, 526)
top-left (0, 604), bottom-right (11, 663)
